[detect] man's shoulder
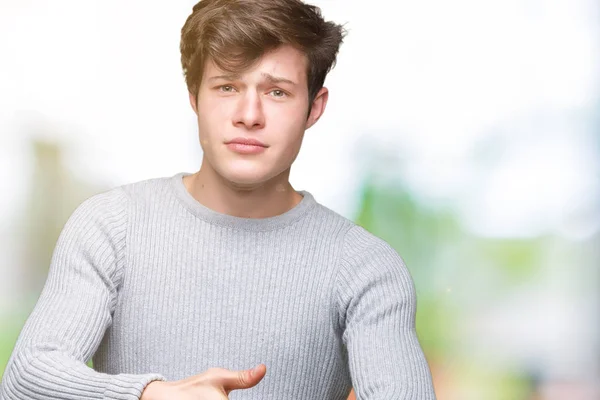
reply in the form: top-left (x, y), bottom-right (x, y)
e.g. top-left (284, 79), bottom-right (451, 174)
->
top-left (309, 201), bottom-right (396, 256)
top-left (336, 224), bottom-right (414, 305)
top-left (339, 223), bottom-right (405, 271)
top-left (117, 174), bottom-right (175, 201)
top-left (74, 174), bottom-right (176, 218)
top-left (307, 195), bottom-right (361, 232)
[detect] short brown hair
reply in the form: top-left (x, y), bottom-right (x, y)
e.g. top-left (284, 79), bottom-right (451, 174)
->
top-left (180, 0), bottom-right (347, 105)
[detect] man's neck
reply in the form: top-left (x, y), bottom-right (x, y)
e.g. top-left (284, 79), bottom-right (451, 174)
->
top-left (182, 165), bottom-right (303, 219)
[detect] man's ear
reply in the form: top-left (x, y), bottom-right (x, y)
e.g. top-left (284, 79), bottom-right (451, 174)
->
top-left (305, 87), bottom-right (329, 130)
top-left (189, 90), bottom-right (199, 115)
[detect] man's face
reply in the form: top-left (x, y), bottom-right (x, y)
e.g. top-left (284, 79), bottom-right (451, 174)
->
top-left (190, 45), bottom-right (328, 188)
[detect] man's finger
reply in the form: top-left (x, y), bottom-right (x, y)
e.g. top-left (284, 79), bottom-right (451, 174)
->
top-left (219, 364), bottom-right (267, 392)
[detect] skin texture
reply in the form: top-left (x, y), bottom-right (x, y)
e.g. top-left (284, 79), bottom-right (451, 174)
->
top-left (183, 44), bottom-right (329, 219)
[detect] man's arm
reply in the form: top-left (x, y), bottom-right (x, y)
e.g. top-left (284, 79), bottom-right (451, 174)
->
top-left (335, 225), bottom-right (436, 400)
top-left (0, 188), bottom-right (165, 400)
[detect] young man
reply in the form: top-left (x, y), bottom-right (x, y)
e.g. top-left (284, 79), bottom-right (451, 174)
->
top-left (0, 0), bottom-right (436, 399)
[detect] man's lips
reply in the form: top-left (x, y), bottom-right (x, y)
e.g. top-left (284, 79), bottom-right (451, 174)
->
top-left (225, 137), bottom-right (268, 147)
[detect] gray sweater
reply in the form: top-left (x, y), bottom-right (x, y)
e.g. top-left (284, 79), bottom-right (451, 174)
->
top-left (0, 172), bottom-right (436, 400)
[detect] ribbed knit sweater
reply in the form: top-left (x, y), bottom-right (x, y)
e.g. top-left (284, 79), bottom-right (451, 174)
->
top-left (0, 172), bottom-right (436, 400)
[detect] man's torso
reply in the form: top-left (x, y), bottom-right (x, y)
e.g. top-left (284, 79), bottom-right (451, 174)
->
top-left (92, 175), bottom-right (355, 399)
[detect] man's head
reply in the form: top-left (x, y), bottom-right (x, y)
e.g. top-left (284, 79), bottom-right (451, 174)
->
top-left (180, 0), bottom-right (346, 189)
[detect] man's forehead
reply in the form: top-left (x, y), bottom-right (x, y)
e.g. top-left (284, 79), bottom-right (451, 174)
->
top-left (203, 46), bottom-right (308, 84)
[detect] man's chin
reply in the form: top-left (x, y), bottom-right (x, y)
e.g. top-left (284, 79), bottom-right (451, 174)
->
top-left (221, 172), bottom-right (271, 191)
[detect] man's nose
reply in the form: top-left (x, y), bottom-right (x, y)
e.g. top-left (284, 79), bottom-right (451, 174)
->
top-left (233, 91), bottom-right (265, 130)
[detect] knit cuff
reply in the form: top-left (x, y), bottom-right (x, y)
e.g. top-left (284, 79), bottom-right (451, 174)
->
top-left (104, 373), bottom-right (166, 400)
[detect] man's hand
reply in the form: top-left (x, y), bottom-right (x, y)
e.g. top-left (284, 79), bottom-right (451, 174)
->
top-left (140, 364), bottom-right (267, 400)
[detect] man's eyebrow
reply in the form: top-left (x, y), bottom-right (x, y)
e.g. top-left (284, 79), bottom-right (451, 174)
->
top-left (207, 74), bottom-right (241, 82)
top-left (261, 73), bottom-right (297, 86)
top-left (207, 73), bottom-right (297, 86)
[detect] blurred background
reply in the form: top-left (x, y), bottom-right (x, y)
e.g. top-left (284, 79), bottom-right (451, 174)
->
top-left (1, 0), bottom-right (599, 399)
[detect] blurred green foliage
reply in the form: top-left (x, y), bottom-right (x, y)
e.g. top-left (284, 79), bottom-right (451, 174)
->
top-left (0, 312), bottom-right (29, 378)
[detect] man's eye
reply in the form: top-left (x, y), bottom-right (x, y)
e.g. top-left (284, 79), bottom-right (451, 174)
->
top-left (269, 89), bottom-right (286, 98)
top-left (219, 85), bottom-right (236, 92)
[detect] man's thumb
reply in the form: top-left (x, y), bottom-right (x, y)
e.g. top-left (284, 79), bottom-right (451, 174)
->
top-left (223, 364), bottom-right (267, 392)
top-left (248, 364), bottom-right (266, 381)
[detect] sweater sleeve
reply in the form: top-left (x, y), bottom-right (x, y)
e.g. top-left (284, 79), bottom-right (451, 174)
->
top-left (0, 188), bottom-right (165, 400)
top-left (335, 225), bottom-right (436, 400)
